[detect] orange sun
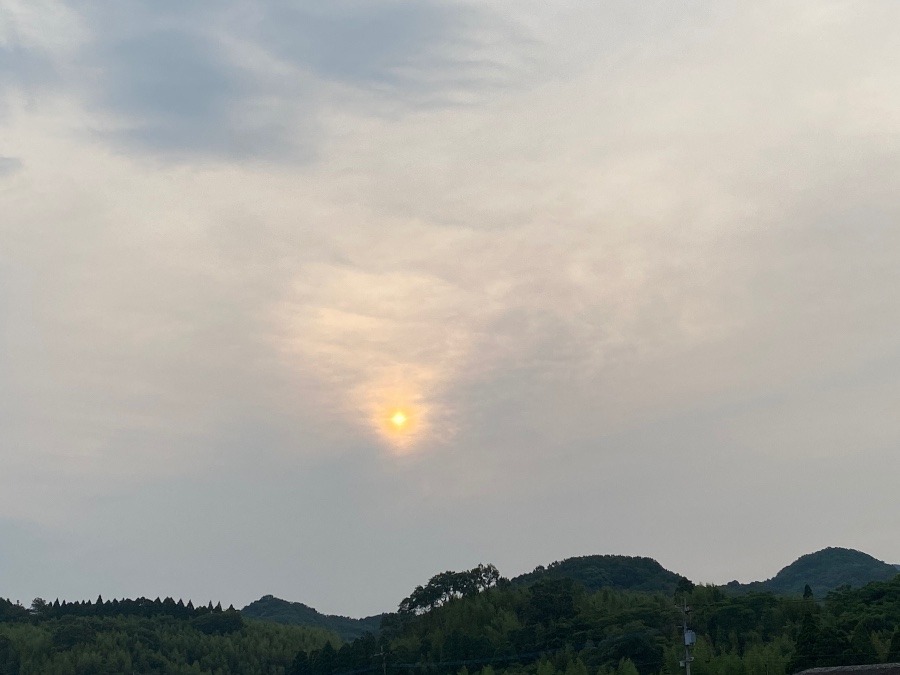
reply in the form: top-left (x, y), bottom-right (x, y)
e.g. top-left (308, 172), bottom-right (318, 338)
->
top-left (373, 394), bottom-right (425, 453)
top-left (390, 410), bottom-right (408, 428)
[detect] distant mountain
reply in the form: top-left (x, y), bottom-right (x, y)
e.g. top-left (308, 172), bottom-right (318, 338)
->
top-left (240, 595), bottom-right (382, 641)
top-left (725, 547), bottom-right (899, 597)
top-left (511, 554), bottom-right (690, 594)
top-left (242, 549), bottom-right (900, 640)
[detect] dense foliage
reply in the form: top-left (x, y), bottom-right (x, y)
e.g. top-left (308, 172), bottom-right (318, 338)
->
top-left (3, 550), bottom-right (900, 674)
top-left (0, 596), bottom-right (336, 674)
top-left (512, 557), bottom-right (689, 595)
top-left (289, 570), bottom-right (900, 675)
top-left (399, 565), bottom-right (503, 616)
top-left (241, 596), bottom-right (382, 642)
top-left (725, 548), bottom-right (900, 598)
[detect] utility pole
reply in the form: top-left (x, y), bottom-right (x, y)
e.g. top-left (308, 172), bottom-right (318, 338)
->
top-left (680, 600), bottom-right (695, 675)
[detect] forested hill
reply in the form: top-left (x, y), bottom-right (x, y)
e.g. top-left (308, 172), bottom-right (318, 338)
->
top-left (0, 595), bottom-right (337, 673)
top-left (241, 595), bottom-right (383, 641)
top-left (290, 566), bottom-right (900, 675)
top-left (243, 549), bottom-right (898, 637)
top-left (507, 549), bottom-right (898, 600)
top-left (511, 555), bottom-right (691, 594)
top-left (726, 547), bottom-right (900, 597)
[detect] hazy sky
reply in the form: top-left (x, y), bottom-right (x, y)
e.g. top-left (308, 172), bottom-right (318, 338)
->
top-left (2, 0), bottom-right (899, 617)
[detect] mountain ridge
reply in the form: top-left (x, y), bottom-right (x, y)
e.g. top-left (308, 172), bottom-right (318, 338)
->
top-left (510, 554), bottom-right (690, 594)
top-left (724, 546), bottom-right (899, 597)
top-left (242, 547), bottom-right (900, 631)
top-left (240, 595), bottom-right (382, 642)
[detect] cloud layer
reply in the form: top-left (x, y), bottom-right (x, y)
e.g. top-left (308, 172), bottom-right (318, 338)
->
top-left (1, 0), bottom-right (899, 615)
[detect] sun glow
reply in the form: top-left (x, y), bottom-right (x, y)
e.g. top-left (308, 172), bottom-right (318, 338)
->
top-left (374, 395), bottom-right (425, 454)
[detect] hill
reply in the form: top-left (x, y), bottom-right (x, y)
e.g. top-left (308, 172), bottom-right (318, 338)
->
top-left (727, 547), bottom-right (899, 597)
top-left (336, 567), bottom-right (900, 675)
top-left (0, 595), bottom-right (336, 673)
top-left (511, 554), bottom-right (690, 594)
top-left (241, 595), bottom-right (382, 641)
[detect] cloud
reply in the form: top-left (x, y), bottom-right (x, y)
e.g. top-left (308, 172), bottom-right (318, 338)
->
top-left (2, 0), bottom-right (900, 614)
top-left (0, 43), bottom-right (52, 91)
top-left (0, 156), bottom-right (22, 176)
top-left (60, 0), bottom-right (532, 161)
top-left (88, 28), bottom-right (250, 153)
top-left (255, 2), bottom-right (475, 87)
top-left (0, 0), bottom-right (84, 115)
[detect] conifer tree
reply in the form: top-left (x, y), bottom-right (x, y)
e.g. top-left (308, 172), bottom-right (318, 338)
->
top-left (886, 629), bottom-right (900, 664)
top-left (564, 657), bottom-right (588, 675)
top-left (789, 612), bottom-right (820, 672)
top-left (848, 621), bottom-right (878, 665)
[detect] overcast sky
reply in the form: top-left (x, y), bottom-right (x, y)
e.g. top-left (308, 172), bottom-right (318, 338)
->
top-left (2, 0), bottom-right (899, 617)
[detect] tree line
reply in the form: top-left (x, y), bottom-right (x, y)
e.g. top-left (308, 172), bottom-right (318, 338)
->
top-left (3, 563), bottom-right (900, 674)
top-left (0, 595), bottom-right (336, 674)
top-left (289, 567), bottom-right (900, 675)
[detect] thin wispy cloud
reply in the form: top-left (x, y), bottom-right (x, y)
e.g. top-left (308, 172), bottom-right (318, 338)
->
top-left (0, 0), bottom-right (898, 615)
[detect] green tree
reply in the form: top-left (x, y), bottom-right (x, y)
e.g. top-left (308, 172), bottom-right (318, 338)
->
top-left (616, 658), bottom-right (639, 675)
top-left (676, 577), bottom-right (696, 596)
top-left (564, 657), bottom-right (589, 675)
top-left (0, 636), bottom-right (20, 675)
top-left (848, 621), bottom-right (878, 665)
top-left (291, 650), bottom-right (312, 675)
top-left (312, 641), bottom-right (337, 675)
top-left (789, 612), bottom-right (819, 672)
top-left (887, 630), bottom-right (900, 663)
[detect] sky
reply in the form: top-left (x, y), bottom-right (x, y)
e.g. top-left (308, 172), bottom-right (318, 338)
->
top-left (1, 0), bottom-right (899, 617)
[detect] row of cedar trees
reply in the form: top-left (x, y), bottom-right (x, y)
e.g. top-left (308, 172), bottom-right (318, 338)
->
top-left (2, 595), bottom-right (234, 621)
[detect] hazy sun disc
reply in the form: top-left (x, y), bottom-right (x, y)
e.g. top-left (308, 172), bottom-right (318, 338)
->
top-left (390, 410), bottom-right (408, 428)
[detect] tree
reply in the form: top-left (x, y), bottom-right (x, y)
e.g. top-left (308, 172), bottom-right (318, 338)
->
top-left (0, 636), bottom-right (20, 675)
top-left (525, 577), bottom-right (579, 625)
top-left (563, 657), bottom-right (589, 675)
top-left (474, 564), bottom-right (502, 591)
top-left (291, 650), bottom-right (312, 675)
top-left (848, 621), bottom-right (878, 665)
top-left (886, 629), bottom-right (900, 663)
top-left (312, 642), bottom-right (337, 675)
top-left (676, 577), bottom-right (696, 596)
top-left (190, 608), bottom-right (244, 635)
top-left (399, 564), bottom-right (502, 615)
top-left (789, 613), bottom-right (821, 672)
top-left (616, 658), bottom-right (639, 675)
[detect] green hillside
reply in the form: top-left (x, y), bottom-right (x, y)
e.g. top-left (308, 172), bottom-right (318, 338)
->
top-left (0, 596), bottom-right (336, 674)
top-left (728, 547), bottom-right (899, 597)
top-left (512, 554), bottom-right (692, 594)
top-left (288, 568), bottom-right (900, 675)
top-left (4, 549), bottom-right (900, 674)
top-left (241, 595), bottom-right (382, 641)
